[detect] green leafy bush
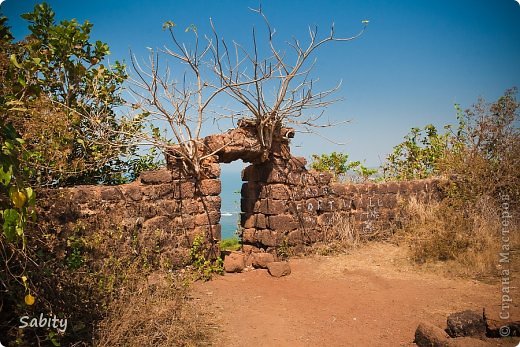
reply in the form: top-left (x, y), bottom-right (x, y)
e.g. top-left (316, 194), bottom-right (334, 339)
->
top-left (189, 235), bottom-right (223, 281)
top-left (310, 151), bottom-right (376, 182)
top-left (1, 3), bottom-right (152, 186)
top-left (391, 88), bottom-right (520, 278)
top-left (220, 237), bottom-right (241, 251)
top-left (382, 124), bottom-right (449, 180)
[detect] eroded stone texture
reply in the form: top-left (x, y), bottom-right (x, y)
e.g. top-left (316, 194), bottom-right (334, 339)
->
top-left (39, 120), bottom-right (448, 265)
top-left (267, 261), bottom-right (291, 277)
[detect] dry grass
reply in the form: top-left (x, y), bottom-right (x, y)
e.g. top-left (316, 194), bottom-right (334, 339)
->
top-left (395, 195), bottom-right (519, 279)
top-left (95, 271), bottom-right (216, 347)
top-left (311, 212), bottom-right (363, 255)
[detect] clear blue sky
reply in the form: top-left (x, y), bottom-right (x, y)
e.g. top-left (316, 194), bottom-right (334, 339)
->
top-left (2, 0), bottom-right (519, 170)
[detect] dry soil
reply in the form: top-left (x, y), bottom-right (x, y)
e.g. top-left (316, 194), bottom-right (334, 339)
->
top-left (193, 243), bottom-right (519, 347)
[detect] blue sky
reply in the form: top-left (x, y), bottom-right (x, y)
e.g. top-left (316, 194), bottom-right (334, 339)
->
top-left (2, 0), bottom-right (519, 171)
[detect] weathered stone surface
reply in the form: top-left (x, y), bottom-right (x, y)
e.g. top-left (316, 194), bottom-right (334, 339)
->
top-left (194, 211), bottom-right (220, 226)
top-left (265, 167), bottom-right (289, 183)
top-left (241, 199), bottom-right (255, 213)
top-left (124, 185), bottom-right (143, 201)
top-left (414, 321), bottom-right (450, 347)
top-left (267, 261), bottom-right (291, 277)
top-left (169, 181), bottom-right (195, 199)
top-left (446, 310), bottom-right (486, 338)
top-left (203, 163), bottom-right (221, 179)
top-left (329, 183), bottom-right (347, 196)
top-left (142, 216), bottom-right (172, 232)
top-left (180, 200), bottom-right (199, 214)
top-left (100, 187), bottom-right (123, 201)
top-left (242, 165), bottom-right (259, 181)
top-left (254, 199), bottom-right (287, 215)
top-left (304, 199), bottom-right (319, 213)
top-left (386, 182), bottom-right (400, 193)
top-left (192, 224), bottom-right (221, 240)
top-left (310, 171), bottom-right (332, 185)
top-left (241, 228), bottom-right (257, 243)
top-left (260, 184), bottom-right (290, 200)
top-left (317, 213), bottom-right (334, 226)
top-left (251, 252), bottom-right (275, 269)
top-left (72, 187), bottom-right (96, 204)
top-left (140, 203), bottom-right (158, 219)
top-left (198, 179), bottom-right (221, 196)
top-left (143, 184), bottom-right (175, 199)
top-left (268, 214), bottom-right (298, 231)
top-left (243, 213), bottom-right (268, 229)
top-left (140, 169), bottom-right (172, 184)
top-left (255, 213), bottom-right (267, 229)
top-left (289, 156), bottom-right (307, 169)
top-left (172, 215), bottom-right (195, 229)
top-left (198, 196), bottom-right (221, 212)
top-left (241, 182), bottom-right (261, 198)
top-left (318, 198), bottom-right (338, 212)
top-left (203, 124), bottom-right (265, 163)
top-left (224, 251), bottom-right (245, 273)
top-left (242, 214), bottom-right (256, 228)
top-left (257, 229), bottom-right (279, 247)
top-left (303, 186), bottom-right (320, 198)
top-left (287, 230), bottom-right (303, 245)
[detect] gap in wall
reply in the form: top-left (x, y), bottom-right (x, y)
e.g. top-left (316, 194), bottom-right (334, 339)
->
top-left (220, 160), bottom-right (246, 240)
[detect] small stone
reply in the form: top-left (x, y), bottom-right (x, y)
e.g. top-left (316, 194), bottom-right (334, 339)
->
top-left (267, 261), bottom-right (291, 277)
top-left (251, 252), bottom-right (275, 269)
top-left (446, 310), bottom-right (486, 338)
top-left (224, 252), bottom-right (245, 273)
top-left (414, 321), bottom-right (450, 347)
top-left (140, 169), bottom-right (172, 184)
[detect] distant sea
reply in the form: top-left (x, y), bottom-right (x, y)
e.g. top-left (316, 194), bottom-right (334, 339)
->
top-left (220, 167), bottom-right (243, 239)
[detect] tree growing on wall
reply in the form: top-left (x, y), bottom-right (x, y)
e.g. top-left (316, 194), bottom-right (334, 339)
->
top-left (211, 9), bottom-right (368, 161)
top-left (126, 8), bottom-right (368, 177)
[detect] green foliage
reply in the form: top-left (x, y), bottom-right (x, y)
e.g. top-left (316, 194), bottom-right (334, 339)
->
top-left (383, 124), bottom-right (449, 180)
top-left (220, 237), bottom-right (241, 251)
top-left (0, 3), bottom-right (147, 186)
top-left (394, 89), bottom-right (519, 277)
top-left (65, 235), bottom-right (84, 270)
top-left (355, 165), bottom-right (378, 182)
top-left (310, 151), bottom-right (375, 182)
top-left (1, 120), bottom-right (35, 244)
top-left (276, 237), bottom-right (290, 261)
top-left (127, 147), bottom-right (165, 182)
top-left (383, 88), bottom-right (519, 192)
top-left (189, 235), bottom-right (223, 281)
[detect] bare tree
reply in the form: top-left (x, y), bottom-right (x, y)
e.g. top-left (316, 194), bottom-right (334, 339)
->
top-left (208, 8), bottom-right (369, 161)
top-left (126, 9), bottom-right (368, 175)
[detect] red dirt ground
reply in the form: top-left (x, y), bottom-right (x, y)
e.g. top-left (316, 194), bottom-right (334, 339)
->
top-left (193, 243), bottom-right (519, 347)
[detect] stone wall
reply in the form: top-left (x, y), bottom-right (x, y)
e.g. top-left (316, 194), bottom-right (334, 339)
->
top-left (240, 157), bottom-right (446, 252)
top-left (38, 166), bottom-right (222, 268)
top-left (37, 121), bottom-right (448, 265)
top-left (38, 154), bottom-right (446, 266)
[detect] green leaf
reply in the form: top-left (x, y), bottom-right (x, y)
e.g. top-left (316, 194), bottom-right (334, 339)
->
top-left (162, 20), bottom-right (176, 30)
top-left (0, 166), bottom-right (13, 186)
top-left (2, 208), bottom-right (20, 241)
top-left (25, 187), bottom-right (36, 206)
top-left (185, 24), bottom-right (197, 33)
top-left (10, 54), bottom-right (22, 69)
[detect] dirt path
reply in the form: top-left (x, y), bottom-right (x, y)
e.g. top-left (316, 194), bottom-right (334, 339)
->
top-left (193, 243), bottom-right (519, 346)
